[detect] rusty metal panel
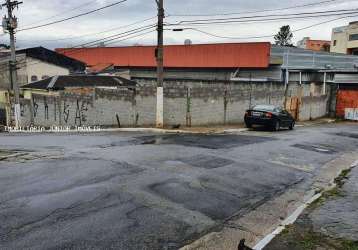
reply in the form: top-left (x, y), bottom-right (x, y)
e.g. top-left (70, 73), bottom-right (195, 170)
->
top-left (285, 96), bottom-right (300, 120)
top-left (336, 89), bottom-right (358, 117)
top-left (56, 43), bottom-right (271, 68)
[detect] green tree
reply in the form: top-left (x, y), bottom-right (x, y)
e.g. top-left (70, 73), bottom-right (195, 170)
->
top-left (0, 43), bottom-right (10, 49)
top-left (274, 25), bottom-right (294, 46)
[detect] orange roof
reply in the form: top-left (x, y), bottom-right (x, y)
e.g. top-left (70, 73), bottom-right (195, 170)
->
top-left (87, 63), bottom-right (114, 73)
top-left (56, 42), bottom-right (271, 69)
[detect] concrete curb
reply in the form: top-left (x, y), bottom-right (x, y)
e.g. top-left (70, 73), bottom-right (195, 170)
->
top-left (5, 127), bottom-right (249, 135)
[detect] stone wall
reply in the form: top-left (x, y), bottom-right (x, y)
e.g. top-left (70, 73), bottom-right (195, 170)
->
top-left (17, 79), bottom-right (330, 128)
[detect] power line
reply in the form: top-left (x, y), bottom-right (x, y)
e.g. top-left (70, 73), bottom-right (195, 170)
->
top-left (21, 0), bottom-right (99, 28)
top-left (168, 0), bottom-right (340, 17)
top-left (172, 15), bottom-right (355, 40)
top-left (0, 27), bottom-right (157, 72)
top-left (17, 16), bottom-right (156, 43)
top-left (57, 24), bottom-right (156, 55)
top-left (17, 0), bottom-right (128, 32)
top-left (171, 8), bottom-right (358, 25)
top-left (166, 9), bottom-right (358, 26)
top-left (99, 28), bottom-right (156, 46)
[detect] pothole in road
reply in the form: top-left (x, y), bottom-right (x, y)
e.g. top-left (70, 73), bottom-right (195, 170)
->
top-left (176, 155), bottom-right (235, 169)
top-left (136, 134), bottom-right (276, 149)
top-left (334, 132), bottom-right (358, 139)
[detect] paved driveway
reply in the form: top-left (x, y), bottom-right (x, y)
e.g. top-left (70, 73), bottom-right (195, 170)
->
top-left (0, 124), bottom-right (357, 249)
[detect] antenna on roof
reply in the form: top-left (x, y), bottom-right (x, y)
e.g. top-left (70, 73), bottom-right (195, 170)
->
top-left (184, 39), bottom-right (192, 45)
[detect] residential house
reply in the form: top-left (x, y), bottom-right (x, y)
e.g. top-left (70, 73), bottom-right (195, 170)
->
top-left (0, 46), bottom-right (86, 90)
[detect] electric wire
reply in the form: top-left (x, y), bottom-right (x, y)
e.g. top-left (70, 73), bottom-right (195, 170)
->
top-left (18, 0), bottom-right (128, 32)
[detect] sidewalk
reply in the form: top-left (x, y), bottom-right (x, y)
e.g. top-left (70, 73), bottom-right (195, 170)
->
top-left (264, 163), bottom-right (358, 250)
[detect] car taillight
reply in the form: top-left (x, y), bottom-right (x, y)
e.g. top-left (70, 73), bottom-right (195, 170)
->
top-left (245, 111), bottom-right (251, 116)
top-left (265, 112), bottom-right (273, 118)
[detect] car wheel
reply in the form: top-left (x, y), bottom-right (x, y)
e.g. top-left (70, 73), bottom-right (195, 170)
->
top-left (289, 121), bottom-right (295, 130)
top-left (245, 122), bottom-right (252, 128)
top-left (273, 120), bottom-right (280, 131)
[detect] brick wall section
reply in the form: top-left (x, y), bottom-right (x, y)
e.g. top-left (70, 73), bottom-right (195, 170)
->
top-left (18, 79), bottom-right (330, 127)
top-left (336, 89), bottom-right (358, 117)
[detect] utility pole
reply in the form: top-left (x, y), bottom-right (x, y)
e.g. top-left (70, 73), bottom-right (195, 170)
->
top-left (155, 0), bottom-right (164, 128)
top-left (1, 0), bottom-right (22, 128)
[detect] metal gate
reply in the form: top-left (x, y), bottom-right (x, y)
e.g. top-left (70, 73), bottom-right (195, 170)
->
top-left (0, 108), bottom-right (6, 125)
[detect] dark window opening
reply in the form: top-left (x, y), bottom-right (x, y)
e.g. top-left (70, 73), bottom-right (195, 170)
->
top-left (31, 75), bottom-right (38, 82)
top-left (349, 34), bottom-right (358, 41)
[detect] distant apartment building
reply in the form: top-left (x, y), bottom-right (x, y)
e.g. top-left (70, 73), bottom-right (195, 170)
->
top-left (331, 21), bottom-right (358, 55)
top-left (296, 37), bottom-right (330, 52)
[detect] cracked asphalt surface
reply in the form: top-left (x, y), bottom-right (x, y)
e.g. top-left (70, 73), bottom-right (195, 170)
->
top-left (0, 123), bottom-right (357, 250)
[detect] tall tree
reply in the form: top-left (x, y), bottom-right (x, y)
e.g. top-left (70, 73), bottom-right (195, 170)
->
top-left (274, 25), bottom-right (293, 46)
top-left (0, 44), bottom-right (10, 49)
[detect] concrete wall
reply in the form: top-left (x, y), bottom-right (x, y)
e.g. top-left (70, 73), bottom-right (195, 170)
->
top-left (17, 79), bottom-right (330, 128)
top-left (26, 57), bottom-right (70, 83)
top-left (299, 95), bottom-right (329, 121)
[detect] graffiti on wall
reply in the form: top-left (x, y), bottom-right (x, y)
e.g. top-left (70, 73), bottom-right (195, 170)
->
top-left (31, 94), bottom-right (93, 125)
top-left (345, 108), bottom-right (358, 121)
top-left (75, 99), bottom-right (89, 126)
top-left (33, 97), bottom-right (39, 117)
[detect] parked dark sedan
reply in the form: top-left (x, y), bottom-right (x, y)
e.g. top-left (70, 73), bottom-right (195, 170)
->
top-left (244, 105), bottom-right (295, 131)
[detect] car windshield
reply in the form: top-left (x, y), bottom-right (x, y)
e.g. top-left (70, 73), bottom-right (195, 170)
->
top-left (253, 105), bottom-right (276, 112)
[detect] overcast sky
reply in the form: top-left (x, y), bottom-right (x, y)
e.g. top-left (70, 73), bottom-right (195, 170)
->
top-left (0, 0), bottom-right (358, 49)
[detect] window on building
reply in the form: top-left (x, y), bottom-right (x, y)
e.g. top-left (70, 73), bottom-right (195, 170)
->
top-left (31, 75), bottom-right (38, 82)
top-left (349, 34), bottom-right (358, 41)
top-left (333, 40), bottom-right (337, 46)
top-left (42, 75), bottom-right (50, 80)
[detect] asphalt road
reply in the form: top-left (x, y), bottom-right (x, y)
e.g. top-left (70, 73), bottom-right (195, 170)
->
top-left (0, 124), bottom-right (357, 250)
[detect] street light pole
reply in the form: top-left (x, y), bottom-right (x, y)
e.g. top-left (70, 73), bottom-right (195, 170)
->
top-left (155, 0), bottom-right (164, 128)
top-left (1, 0), bottom-right (22, 128)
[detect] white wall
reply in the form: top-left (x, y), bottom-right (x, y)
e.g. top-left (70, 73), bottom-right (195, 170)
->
top-left (26, 57), bottom-right (70, 84)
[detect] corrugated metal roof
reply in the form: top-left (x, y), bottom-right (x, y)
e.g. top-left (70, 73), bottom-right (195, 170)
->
top-left (271, 45), bottom-right (358, 70)
top-left (335, 73), bottom-right (358, 84)
top-left (56, 43), bottom-right (271, 69)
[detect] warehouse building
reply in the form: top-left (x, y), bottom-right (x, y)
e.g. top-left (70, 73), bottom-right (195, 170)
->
top-left (55, 43), bottom-right (358, 121)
